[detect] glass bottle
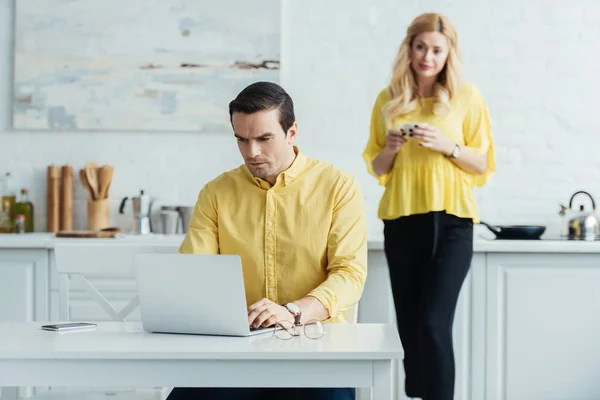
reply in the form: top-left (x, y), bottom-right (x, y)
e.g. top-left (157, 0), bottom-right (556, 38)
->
top-left (0, 199), bottom-right (12, 233)
top-left (14, 188), bottom-right (34, 233)
top-left (14, 214), bottom-right (25, 234)
top-left (1, 172), bottom-right (17, 230)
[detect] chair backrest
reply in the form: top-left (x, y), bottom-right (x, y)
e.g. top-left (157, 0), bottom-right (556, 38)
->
top-left (346, 302), bottom-right (359, 323)
top-left (54, 242), bottom-right (179, 321)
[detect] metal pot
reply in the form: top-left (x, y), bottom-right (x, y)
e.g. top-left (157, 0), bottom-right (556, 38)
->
top-left (159, 205), bottom-right (194, 234)
top-left (564, 190), bottom-right (599, 239)
top-left (480, 221), bottom-right (546, 240)
top-left (177, 206), bottom-right (194, 234)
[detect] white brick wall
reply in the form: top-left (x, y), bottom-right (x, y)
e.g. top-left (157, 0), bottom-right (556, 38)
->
top-left (1, 0), bottom-right (599, 239)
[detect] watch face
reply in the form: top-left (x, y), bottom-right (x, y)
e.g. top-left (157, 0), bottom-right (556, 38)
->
top-left (453, 146), bottom-right (460, 158)
top-left (286, 303), bottom-right (301, 314)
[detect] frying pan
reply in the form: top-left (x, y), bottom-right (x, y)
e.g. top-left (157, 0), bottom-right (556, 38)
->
top-left (479, 221), bottom-right (546, 240)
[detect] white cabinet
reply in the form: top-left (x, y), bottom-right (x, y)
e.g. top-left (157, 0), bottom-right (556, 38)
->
top-left (4, 238), bottom-right (600, 400)
top-left (0, 249), bottom-right (51, 398)
top-left (486, 253), bottom-right (600, 400)
top-left (362, 250), bottom-right (484, 400)
top-left (0, 249), bottom-right (49, 321)
top-left (456, 253), bottom-right (487, 400)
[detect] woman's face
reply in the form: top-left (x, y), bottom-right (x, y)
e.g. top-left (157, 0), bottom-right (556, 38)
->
top-left (410, 31), bottom-right (450, 81)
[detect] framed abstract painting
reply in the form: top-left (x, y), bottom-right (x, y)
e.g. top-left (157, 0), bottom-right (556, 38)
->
top-left (13, 0), bottom-right (281, 132)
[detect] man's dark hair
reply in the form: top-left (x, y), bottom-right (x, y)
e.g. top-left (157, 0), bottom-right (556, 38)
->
top-left (228, 82), bottom-right (295, 134)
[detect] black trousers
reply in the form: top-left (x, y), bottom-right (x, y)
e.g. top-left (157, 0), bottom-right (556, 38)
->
top-left (383, 211), bottom-right (473, 400)
top-left (166, 387), bottom-right (355, 400)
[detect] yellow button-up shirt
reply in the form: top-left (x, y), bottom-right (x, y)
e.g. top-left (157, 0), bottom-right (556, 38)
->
top-left (178, 147), bottom-right (368, 323)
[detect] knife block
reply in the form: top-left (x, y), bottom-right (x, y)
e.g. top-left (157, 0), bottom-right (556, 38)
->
top-left (87, 198), bottom-right (110, 231)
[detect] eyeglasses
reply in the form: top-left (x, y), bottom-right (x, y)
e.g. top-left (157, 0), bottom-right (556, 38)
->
top-left (273, 319), bottom-right (325, 340)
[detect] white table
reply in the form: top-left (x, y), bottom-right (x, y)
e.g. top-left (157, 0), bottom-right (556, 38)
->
top-left (0, 322), bottom-right (402, 400)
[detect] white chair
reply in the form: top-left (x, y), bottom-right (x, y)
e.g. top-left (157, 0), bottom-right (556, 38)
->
top-left (345, 302), bottom-right (359, 323)
top-left (33, 242), bottom-right (179, 400)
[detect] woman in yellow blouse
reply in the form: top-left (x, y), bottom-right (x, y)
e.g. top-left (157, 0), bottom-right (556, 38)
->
top-left (363, 13), bottom-right (495, 400)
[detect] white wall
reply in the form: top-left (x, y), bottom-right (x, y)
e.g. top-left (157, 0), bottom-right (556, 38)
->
top-left (1, 0), bottom-right (599, 239)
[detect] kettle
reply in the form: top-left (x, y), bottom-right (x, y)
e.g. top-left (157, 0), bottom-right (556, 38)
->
top-left (563, 190), bottom-right (599, 239)
top-left (119, 190), bottom-right (154, 234)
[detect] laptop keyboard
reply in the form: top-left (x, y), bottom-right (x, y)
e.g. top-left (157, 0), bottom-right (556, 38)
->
top-left (249, 326), bottom-right (271, 332)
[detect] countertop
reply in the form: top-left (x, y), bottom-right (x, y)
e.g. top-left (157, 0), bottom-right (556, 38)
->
top-left (2, 231), bottom-right (600, 253)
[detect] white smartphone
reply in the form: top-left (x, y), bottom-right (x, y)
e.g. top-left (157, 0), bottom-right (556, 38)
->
top-left (400, 123), bottom-right (427, 137)
top-left (41, 322), bottom-right (97, 332)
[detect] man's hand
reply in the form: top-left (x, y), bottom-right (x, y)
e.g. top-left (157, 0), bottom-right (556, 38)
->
top-left (247, 298), bottom-right (293, 328)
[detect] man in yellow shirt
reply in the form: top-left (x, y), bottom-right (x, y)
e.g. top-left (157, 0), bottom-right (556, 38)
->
top-left (168, 82), bottom-right (367, 400)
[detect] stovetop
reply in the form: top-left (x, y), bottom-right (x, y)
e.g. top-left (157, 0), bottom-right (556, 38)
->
top-left (542, 235), bottom-right (600, 241)
top-left (480, 234), bottom-right (600, 241)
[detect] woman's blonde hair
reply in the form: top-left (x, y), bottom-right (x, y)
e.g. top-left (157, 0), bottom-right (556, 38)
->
top-left (384, 13), bottom-right (462, 126)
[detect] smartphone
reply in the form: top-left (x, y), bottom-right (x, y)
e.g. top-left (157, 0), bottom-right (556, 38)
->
top-left (41, 322), bottom-right (97, 332)
top-left (400, 123), bottom-right (426, 137)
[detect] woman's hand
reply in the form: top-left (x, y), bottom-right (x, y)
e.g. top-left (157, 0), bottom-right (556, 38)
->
top-left (412, 124), bottom-right (455, 156)
top-left (372, 130), bottom-right (405, 176)
top-left (412, 124), bottom-right (488, 174)
top-left (385, 129), bottom-right (407, 153)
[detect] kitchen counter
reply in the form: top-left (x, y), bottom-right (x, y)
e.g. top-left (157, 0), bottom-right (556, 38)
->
top-left (0, 233), bottom-right (187, 249)
top-left (2, 232), bottom-right (600, 253)
top-left (2, 232), bottom-right (600, 399)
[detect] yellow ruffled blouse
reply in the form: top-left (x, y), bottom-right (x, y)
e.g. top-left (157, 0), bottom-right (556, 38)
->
top-left (362, 83), bottom-right (496, 223)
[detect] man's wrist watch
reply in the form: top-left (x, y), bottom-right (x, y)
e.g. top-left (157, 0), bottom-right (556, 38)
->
top-left (284, 302), bottom-right (302, 326)
top-left (447, 144), bottom-right (460, 159)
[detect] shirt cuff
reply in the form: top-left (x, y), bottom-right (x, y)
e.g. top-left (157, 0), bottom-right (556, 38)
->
top-left (306, 286), bottom-right (339, 322)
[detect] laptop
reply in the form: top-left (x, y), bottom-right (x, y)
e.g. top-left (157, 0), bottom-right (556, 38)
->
top-left (133, 253), bottom-right (275, 337)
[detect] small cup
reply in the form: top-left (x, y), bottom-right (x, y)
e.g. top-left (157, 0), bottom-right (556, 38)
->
top-left (160, 210), bottom-right (180, 235)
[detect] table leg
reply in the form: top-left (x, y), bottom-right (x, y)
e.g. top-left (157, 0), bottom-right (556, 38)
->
top-left (372, 360), bottom-right (393, 400)
top-left (1, 387), bottom-right (19, 400)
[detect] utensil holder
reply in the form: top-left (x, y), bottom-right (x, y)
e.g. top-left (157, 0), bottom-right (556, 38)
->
top-left (87, 198), bottom-right (110, 231)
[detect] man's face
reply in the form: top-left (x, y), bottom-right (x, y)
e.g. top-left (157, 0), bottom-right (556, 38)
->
top-left (232, 108), bottom-right (297, 184)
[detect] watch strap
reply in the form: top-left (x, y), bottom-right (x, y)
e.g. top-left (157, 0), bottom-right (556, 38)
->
top-left (447, 144), bottom-right (460, 158)
top-left (284, 303), bottom-right (302, 326)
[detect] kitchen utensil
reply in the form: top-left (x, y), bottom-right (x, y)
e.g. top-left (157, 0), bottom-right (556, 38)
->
top-left (564, 190), bottom-right (599, 239)
top-left (97, 165), bottom-right (114, 200)
top-left (480, 221), bottom-right (546, 240)
top-left (79, 169), bottom-right (94, 202)
top-left (85, 162), bottom-right (99, 201)
top-left (119, 190), bottom-right (154, 234)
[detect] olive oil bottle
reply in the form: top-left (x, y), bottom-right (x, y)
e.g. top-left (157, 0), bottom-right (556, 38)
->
top-left (14, 188), bottom-right (34, 233)
top-left (0, 199), bottom-right (12, 233)
top-left (0, 172), bottom-right (16, 233)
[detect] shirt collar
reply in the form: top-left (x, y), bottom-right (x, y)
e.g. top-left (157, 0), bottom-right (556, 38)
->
top-left (245, 146), bottom-right (308, 188)
top-left (280, 146), bottom-right (307, 185)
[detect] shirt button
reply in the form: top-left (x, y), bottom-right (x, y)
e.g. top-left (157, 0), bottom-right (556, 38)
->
top-left (267, 255), bottom-right (273, 259)
top-left (267, 221), bottom-right (273, 226)
top-left (269, 288), bottom-right (274, 293)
